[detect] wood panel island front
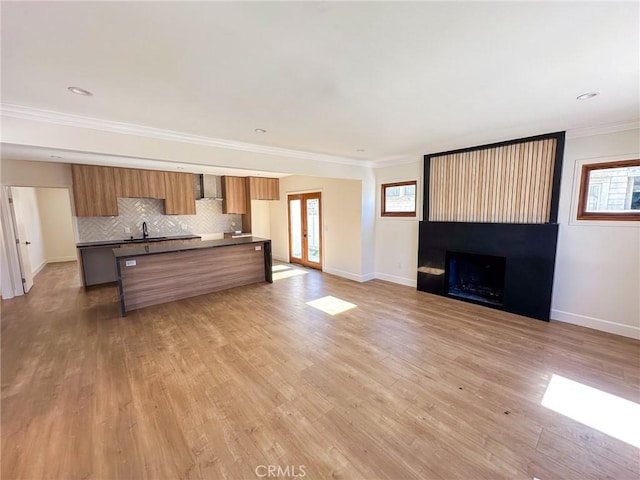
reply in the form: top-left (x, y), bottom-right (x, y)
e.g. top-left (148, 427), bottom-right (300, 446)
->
top-left (114, 237), bottom-right (272, 316)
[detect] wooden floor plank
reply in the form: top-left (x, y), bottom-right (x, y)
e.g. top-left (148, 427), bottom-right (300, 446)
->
top-left (1, 261), bottom-right (638, 479)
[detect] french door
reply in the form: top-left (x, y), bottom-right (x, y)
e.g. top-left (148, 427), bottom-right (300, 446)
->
top-left (288, 192), bottom-right (322, 270)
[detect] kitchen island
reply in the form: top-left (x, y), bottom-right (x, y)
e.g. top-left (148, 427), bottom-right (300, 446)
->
top-left (114, 237), bottom-right (272, 316)
top-left (77, 235), bottom-right (202, 287)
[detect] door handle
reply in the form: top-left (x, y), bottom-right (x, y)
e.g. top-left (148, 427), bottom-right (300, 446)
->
top-left (25, 241), bottom-right (31, 245)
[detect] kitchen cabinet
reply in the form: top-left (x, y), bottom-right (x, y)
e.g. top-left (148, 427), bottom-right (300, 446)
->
top-left (78, 237), bottom-right (201, 286)
top-left (221, 176), bottom-right (248, 214)
top-left (114, 168), bottom-right (166, 199)
top-left (249, 177), bottom-right (280, 200)
top-left (78, 245), bottom-right (120, 286)
top-left (249, 176), bottom-right (279, 200)
top-left (164, 172), bottom-right (196, 215)
top-left (71, 164), bottom-right (118, 216)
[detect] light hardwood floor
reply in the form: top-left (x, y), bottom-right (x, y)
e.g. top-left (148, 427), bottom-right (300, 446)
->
top-left (2, 262), bottom-right (638, 479)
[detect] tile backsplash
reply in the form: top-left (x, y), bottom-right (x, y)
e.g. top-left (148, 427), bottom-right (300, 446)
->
top-left (76, 198), bottom-right (241, 242)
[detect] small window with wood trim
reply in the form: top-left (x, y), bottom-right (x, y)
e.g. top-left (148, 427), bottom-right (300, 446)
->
top-left (381, 180), bottom-right (417, 217)
top-left (577, 159), bottom-right (640, 221)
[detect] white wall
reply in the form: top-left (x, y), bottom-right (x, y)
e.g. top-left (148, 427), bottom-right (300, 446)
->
top-left (551, 128), bottom-right (640, 339)
top-left (250, 200), bottom-right (271, 239)
top-left (271, 175), bottom-right (364, 281)
top-left (374, 161), bottom-right (423, 286)
top-left (2, 116), bottom-right (370, 181)
top-left (0, 162), bottom-right (77, 295)
top-left (360, 172), bottom-right (377, 281)
top-left (11, 187), bottom-right (46, 275)
top-left (1, 159), bottom-right (73, 188)
top-left (35, 188), bottom-right (76, 262)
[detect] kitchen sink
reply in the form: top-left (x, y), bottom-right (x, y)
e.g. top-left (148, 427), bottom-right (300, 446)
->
top-left (122, 236), bottom-right (168, 242)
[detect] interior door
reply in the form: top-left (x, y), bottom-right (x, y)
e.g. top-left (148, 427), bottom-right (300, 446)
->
top-left (9, 188), bottom-right (34, 293)
top-left (288, 192), bottom-right (322, 270)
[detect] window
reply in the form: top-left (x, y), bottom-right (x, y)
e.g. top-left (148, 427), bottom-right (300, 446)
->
top-left (577, 159), bottom-right (640, 221)
top-left (381, 180), bottom-right (417, 217)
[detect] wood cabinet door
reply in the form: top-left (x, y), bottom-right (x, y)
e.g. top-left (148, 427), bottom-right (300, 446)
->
top-left (115, 168), bottom-right (167, 199)
top-left (71, 164), bottom-right (118, 216)
top-left (164, 172), bottom-right (196, 215)
top-left (114, 168), bottom-right (142, 198)
top-left (222, 176), bottom-right (247, 213)
top-left (249, 177), bottom-right (280, 200)
top-left (140, 170), bottom-right (166, 199)
top-left (265, 178), bottom-right (280, 200)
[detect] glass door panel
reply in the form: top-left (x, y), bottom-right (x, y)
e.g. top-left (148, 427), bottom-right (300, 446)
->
top-left (289, 198), bottom-right (302, 260)
top-left (288, 192), bottom-right (322, 270)
top-left (306, 198), bottom-right (320, 264)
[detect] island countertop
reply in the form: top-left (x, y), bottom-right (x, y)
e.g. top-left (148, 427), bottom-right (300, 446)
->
top-left (113, 236), bottom-right (270, 259)
top-left (77, 234), bottom-right (201, 248)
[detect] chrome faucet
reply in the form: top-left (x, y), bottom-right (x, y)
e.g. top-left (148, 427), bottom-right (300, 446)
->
top-left (142, 221), bottom-right (149, 239)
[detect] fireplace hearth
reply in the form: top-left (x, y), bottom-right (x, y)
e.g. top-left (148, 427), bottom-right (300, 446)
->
top-left (446, 252), bottom-right (506, 306)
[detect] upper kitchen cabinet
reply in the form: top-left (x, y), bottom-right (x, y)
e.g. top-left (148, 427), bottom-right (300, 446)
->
top-left (221, 176), bottom-right (248, 214)
top-left (164, 172), bottom-right (196, 215)
top-left (71, 164), bottom-right (118, 216)
top-left (249, 177), bottom-right (280, 200)
top-left (114, 168), bottom-right (166, 199)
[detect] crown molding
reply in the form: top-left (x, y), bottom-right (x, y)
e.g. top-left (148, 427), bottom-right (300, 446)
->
top-left (0, 103), bottom-right (371, 168)
top-left (566, 120), bottom-right (640, 139)
top-left (370, 155), bottom-right (421, 169)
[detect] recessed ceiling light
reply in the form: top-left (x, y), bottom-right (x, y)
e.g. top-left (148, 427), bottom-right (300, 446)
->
top-left (254, 128), bottom-right (267, 133)
top-left (356, 149), bottom-right (365, 152)
top-left (67, 86), bottom-right (93, 96)
top-left (576, 92), bottom-right (599, 100)
top-left (50, 155), bottom-right (63, 159)
top-left (176, 166), bottom-right (185, 170)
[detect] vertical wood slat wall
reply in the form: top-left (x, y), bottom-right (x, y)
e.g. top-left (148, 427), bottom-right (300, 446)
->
top-left (429, 138), bottom-right (557, 223)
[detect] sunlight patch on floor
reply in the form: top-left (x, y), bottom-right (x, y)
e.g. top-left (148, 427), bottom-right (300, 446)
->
top-left (272, 264), bottom-right (291, 272)
top-left (542, 374), bottom-right (640, 448)
top-left (306, 295), bottom-right (357, 316)
top-left (273, 269), bottom-right (308, 281)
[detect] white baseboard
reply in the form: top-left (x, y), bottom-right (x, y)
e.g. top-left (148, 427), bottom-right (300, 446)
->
top-left (47, 256), bottom-right (77, 263)
top-left (375, 272), bottom-right (417, 288)
top-left (551, 309), bottom-right (640, 340)
top-left (272, 254), bottom-right (289, 263)
top-left (361, 272), bottom-right (376, 282)
top-left (32, 261), bottom-right (46, 277)
top-left (323, 266), bottom-right (373, 283)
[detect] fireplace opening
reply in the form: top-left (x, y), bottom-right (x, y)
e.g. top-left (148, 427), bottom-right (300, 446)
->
top-left (445, 251), bottom-right (506, 306)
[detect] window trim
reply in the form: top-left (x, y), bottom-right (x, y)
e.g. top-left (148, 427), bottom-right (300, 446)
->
top-left (381, 180), bottom-right (417, 217)
top-left (576, 159), bottom-right (640, 221)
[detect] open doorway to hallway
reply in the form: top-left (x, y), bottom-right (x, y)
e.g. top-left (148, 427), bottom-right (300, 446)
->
top-left (3, 186), bottom-right (76, 295)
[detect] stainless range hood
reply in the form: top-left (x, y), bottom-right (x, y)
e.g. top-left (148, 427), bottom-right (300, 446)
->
top-left (194, 174), bottom-right (223, 200)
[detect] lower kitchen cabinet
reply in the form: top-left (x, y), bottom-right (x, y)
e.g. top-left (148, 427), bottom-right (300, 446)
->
top-left (79, 246), bottom-right (120, 286)
top-left (78, 237), bottom-right (202, 286)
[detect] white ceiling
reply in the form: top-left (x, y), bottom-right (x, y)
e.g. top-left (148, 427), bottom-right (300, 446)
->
top-left (1, 1), bottom-right (639, 166)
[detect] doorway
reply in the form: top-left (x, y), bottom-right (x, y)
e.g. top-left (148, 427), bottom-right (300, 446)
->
top-left (288, 192), bottom-right (322, 270)
top-left (2, 186), bottom-right (76, 296)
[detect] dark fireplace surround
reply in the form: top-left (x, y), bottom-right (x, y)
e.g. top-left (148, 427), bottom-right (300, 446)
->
top-left (418, 222), bottom-right (559, 320)
top-left (417, 132), bottom-right (564, 321)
